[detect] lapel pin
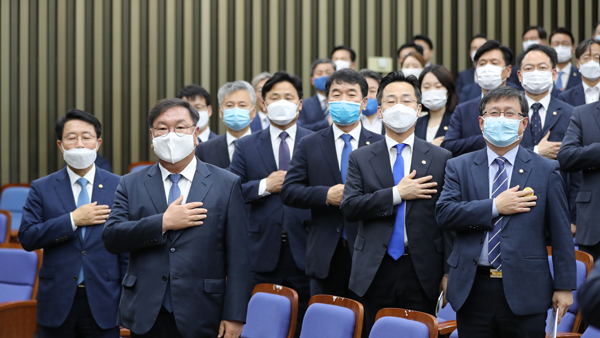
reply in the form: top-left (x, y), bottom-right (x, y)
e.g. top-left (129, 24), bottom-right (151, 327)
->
top-left (519, 169), bottom-right (524, 174)
top-left (523, 187), bottom-right (534, 197)
top-left (553, 111), bottom-right (557, 115)
top-left (366, 141), bottom-right (370, 145)
top-left (443, 126), bottom-right (448, 130)
top-left (422, 160), bottom-right (427, 165)
top-left (573, 72), bottom-right (577, 76)
top-left (99, 184), bottom-right (103, 189)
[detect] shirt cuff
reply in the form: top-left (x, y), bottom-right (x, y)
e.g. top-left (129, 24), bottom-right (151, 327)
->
top-left (534, 145), bottom-right (539, 154)
top-left (70, 212), bottom-right (77, 231)
top-left (258, 178), bottom-right (271, 197)
top-left (392, 187), bottom-right (403, 206)
top-left (492, 199), bottom-right (499, 218)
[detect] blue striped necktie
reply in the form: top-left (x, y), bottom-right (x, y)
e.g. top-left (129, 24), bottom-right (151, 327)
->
top-left (76, 178), bottom-right (89, 285)
top-left (489, 157), bottom-right (508, 270)
top-left (163, 173), bottom-right (182, 313)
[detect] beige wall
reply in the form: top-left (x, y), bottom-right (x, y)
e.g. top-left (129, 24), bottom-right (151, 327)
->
top-left (1, 0), bottom-right (599, 184)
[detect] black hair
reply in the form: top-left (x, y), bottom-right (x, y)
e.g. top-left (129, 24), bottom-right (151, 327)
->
top-left (376, 71), bottom-right (422, 106)
top-left (518, 44), bottom-right (558, 69)
top-left (56, 109), bottom-right (102, 140)
top-left (523, 26), bottom-right (547, 40)
top-left (397, 42), bottom-right (424, 58)
top-left (325, 68), bottom-right (368, 99)
top-left (549, 27), bottom-right (575, 45)
top-left (148, 98), bottom-right (199, 128)
top-left (413, 35), bottom-right (433, 49)
top-left (359, 69), bottom-right (382, 83)
top-left (310, 58), bottom-right (336, 77)
top-left (474, 40), bottom-right (514, 66)
top-left (261, 71), bottom-right (304, 100)
top-left (176, 84), bottom-right (211, 106)
top-left (471, 33), bottom-right (487, 43)
top-left (575, 38), bottom-right (600, 59)
top-left (479, 86), bottom-right (529, 118)
top-left (330, 45), bottom-right (356, 62)
top-left (419, 65), bottom-right (459, 112)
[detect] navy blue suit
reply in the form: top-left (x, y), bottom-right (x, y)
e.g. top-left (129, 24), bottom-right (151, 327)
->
top-left (96, 155), bottom-right (113, 173)
top-left (507, 66), bottom-right (524, 91)
top-left (414, 111), bottom-right (453, 141)
top-left (456, 67), bottom-right (475, 96)
top-left (460, 81), bottom-right (522, 103)
top-left (297, 95), bottom-right (329, 131)
top-left (250, 115), bottom-right (263, 133)
top-left (194, 134), bottom-right (230, 169)
top-left (198, 130), bottom-right (218, 143)
top-left (558, 84), bottom-right (586, 107)
top-left (19, 167), bottom-right (127, 331)
top-left (102, 159), bottom-right (250, 338)
top-left (559, 65), bottom-right (582, 91)
top-left (578, 261), bottom-right (600, 327)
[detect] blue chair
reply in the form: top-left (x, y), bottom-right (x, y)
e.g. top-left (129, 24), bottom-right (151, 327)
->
top-left (0, 210), bottom-right (10, 246)
top-left (554, 325), bottom-right (600, 338)
top-left (299, 295), bottom-right (364, 338)
top-left (0, 300), bottom-right (37, 338)
top-left (0, 248), bottom-right (41, 303)
top-left (128, 161), bottom-right (155, 173)
top-left (437, 303), bottom-right (458, 337)
top-left (0, 184), bottom-right (31, 234)
top-left (369, 308), bottom-right (438, 338)
top-left (242, 283), bottom-right (298, 338)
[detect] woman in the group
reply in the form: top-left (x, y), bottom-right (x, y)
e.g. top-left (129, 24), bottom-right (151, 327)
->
top-left (400, 52), bottom-right (427, 79)
top-left (415, 65), bottom-right (458, 146)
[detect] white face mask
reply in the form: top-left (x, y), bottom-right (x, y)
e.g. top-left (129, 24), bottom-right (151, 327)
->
top-left (579, 60), bottom-right (600, 81)
top-left (334, 60), bottom-right (351, 70)
top-left (266, 100), bottom-right (299, 126)
top-left (554, 46), bottom-right (573, 63)
top-left (522, 40), bottom-right (540, 51)
top-left (476, 64), bottom-right (506, 90)
top-left (62, 144), bottom-right (98, 170)
top-left (521, 70), bottom-right (554, 95)
top-left (196, 110), bottom-right (210, 130)
top-left (421, 89), bottom-right (448, 111)
top-left (402, 68), bottom-right (424, 79)
top-left (152, 132), bottom-right (196, 164)
top-left (382, 104), bottom-right (419, 134)
top-left (471, 50), bottom-right (477, 62)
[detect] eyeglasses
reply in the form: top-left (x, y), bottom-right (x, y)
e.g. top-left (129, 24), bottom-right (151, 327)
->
top-left (482, 110), bottom-right (524, 119)
top-left (63, 135), bottom-right (97, 145)
top-left (381, 97), bottom-right (417, 106)
top-left (152, 125), bottom-right (195, 137)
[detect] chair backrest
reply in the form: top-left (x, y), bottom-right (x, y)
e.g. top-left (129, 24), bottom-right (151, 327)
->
top-left (0, 210), bottom-right (10, 245)
top-left (371, 308), bottom-right (438, 338)
top-left (128, 161), bottom-right (155, 173)
top-left (0, 300), bottom-right (37, 338)
top-left (583, 326), bottom-right (600, 338)
top-left (299, 295), bottom-right (364, 338)
top-left (242, 283), bottom-right (298, 338)
top-left (0, 184), bottom-right (31, 231)
top-left (437, 302), bottom-right (456, 322)
top-left (0, 248), bottom-right (42, 303)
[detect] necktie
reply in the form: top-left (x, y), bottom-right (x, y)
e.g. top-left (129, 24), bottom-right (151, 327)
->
top-left (279, 131), bottom-right (290, 171)
top-left (163, 173), bottom-right (182, 313)
top-left (339, 134), bottom-right (353, 240)
top-left (76, 178), bottom-right (89, 285)
top-left (556, 71), bottom-right (564, 90)
top-left (388, 143), bottom-right (406, 260)
top-left (489, 157), bottom-right (508, 270)
top-left (530, 103), bottom-right (543, 145)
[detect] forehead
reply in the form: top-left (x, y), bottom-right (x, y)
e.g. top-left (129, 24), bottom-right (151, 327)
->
top-left (522, 50), bottom-right (551, 64)
top-left (329, 81), bottom-right (361, 93)
top-left (484, 97), bottom-right (521, 110)
top-left (366, 77), bottom-right (379, 88)
top-left (184, 95), bottom-right (206, 106)
top-left (266, 81), bottom-right (298, 95)
top-left (414, 40), bottom-right (429, 50)
top-left (314, 62), bottom-right (335, 73)
top-left (471, 38), bottom-right (487, 47)
top-left (400, 47), bottom-right (417, 57)
top-left (403, 55), bottom-right (421, 65)
top-left (422, 72), bottom-right (440, 83)
top-left (256, 78), bottom-right (269, 89)
top-left (63, 119), bottom-right (97, 135)
top-left (524, 29), bottom-right (540, 38)
top-left (224, 89), bottom-right (252, 102)
top-left (551, 33), bottom-right (571, 43)
top-left (582, 43), bottom-right (600, 55)
top-left (155, 106), bottom-right (192, 124)
top-left (382, 81), bottom-right (416, 98)
top-left (479, 49), bottom-right (505, 63)
top-left (332, 49), bottom-right (351, 59)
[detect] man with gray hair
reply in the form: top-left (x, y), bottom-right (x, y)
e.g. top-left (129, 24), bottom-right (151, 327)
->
top-left (250, 72), bottom-right (273, 132)
top-left (195, 80), bottom-right (257, 169)
top-left (297, 58), bottom-right (336, 131)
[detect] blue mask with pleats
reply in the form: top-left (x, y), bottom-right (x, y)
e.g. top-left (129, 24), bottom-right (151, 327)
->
top-left (482, 117), bottom-right (523, 147)
top-left (223, 108), bottom-right (251, 131)
top-left (362, 98), bottom-right (378, 116)
top-left (313, 76), bottom-right (328, 92)
top-left (329, 100), bottom-right (362, 126)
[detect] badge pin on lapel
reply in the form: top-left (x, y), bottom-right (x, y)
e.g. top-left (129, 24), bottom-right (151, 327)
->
top-left (523, 187), bottom-right (534, 197)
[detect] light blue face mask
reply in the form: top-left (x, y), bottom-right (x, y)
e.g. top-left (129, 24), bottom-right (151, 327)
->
top-left (362, 98), bottom-right (378, 116)
top-left (329, 100), bottom-right (362, 126)
top-left (313, 76), bottom-right (328, 92)
top-left (596, 35), bottom-right (600, 41)
top-left (223, 107), bottom-right (251, 131)
top-left (482, 116), bottom-right (523, 147)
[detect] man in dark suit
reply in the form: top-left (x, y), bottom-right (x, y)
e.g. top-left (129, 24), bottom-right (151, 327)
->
top-left (507, 26), bottom-right (548, 91)
top-left (281, 69), bottom-right (384, 300)
top-left (195, 81), bottom-right (256, 169)
top-left (19, 109), bottom-right (127, 338)
top-left (340, 71), bottom-right (453, 335)
top-left (442, 40), bottom-right (513, 156)
top-left (436, 86), bottom-right (576, 337)
top-left (456, 34), bottom-right (487, 95)
top-left (578, 261), bottom-right (600, 327)
top-left (550, 28), bottom-right (581, 92)
top-left (297, 59), bottom-right (335, 131)
top-left (177, 84), bottom-right (218, 142)
top-left (229, 71), bottom-right (312, 336)
top-left (103, 98), bottom-right (250, 338)
top-left (250, 72), bottom-right (273, 132)
top-left (558, 39), bottom-right (600, 107)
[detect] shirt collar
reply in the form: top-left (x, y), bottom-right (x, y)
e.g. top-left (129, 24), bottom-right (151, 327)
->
top-left (158, 157), bottom-right (197, 183)
top-left (269, 123), bottom-right (297, 141)
top-left (198, 127), bottom-right (212, 142)
top-left (557, 62), bottom-right (572, 73)
top-left (332, 123), bottom-right (362, 142)
top-left (316, 92), bottom-right (326, 104)
top-left (226, 129), bottom-right (252, 146)
top-left (67, 164), bottom-right (96, 187)
top-left (258, 111), bottom-right (268, 121)
top-left (486, 145), bottom-right (519, 167)
top-left (525, 91), bottom-right (552, 110)
top-left (582, 80), bottom-right (600, 92)
top-left (385, 133), bottom-right (415, 154)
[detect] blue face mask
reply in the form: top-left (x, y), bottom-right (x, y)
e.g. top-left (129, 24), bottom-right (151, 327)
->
top-left (223, 108), bottom-right (251, 131)
top-left (313, 76), bottom-right (328, 92)
top-left (329, 100), bottom-right (362, 126)
top-left (482, 117), bottom-right (523, 147)
top-left (363, 98), bottom-right (378, 116)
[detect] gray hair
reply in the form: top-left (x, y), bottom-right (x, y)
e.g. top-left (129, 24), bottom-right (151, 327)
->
top-left (217, 81), bottom-right (256, 107)
top-left (310, 58), bottom-right (336, 76)
top-left (251, 72), bottom-right (273, 88)
top-left (479, 86), bottom-right (529, 117)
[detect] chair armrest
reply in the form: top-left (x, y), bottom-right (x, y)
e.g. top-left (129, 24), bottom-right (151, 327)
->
top-left (438, 320), bottom-right (457, 336)
top-left (553, 333), bottom-right (582, 338)
top-left (0, 300), bottom-right (38, 337)
top-left (120, 328), bottom-right (131, 338)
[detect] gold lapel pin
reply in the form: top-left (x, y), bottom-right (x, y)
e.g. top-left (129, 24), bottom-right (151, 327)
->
top-left (519, 169), bottom-right (524, 174)
top-left (422, 160), bottom-right (427, 165)
top-left (573, 72), bottom-right (577, 76)
top-left (99, 184), bottom-right (104, 189)
top-left (553, 111), bottom-right (557, 115)
top-left (366, 141), bottom-right (370, 145)
top-left (443, 126), bottom-right (448, 130)
top-left (523, 187), bottom-right (534, 197)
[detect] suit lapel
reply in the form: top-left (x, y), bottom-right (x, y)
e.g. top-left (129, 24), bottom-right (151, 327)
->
top-left (145, 165), bottom-right (168, 214)
top-left (542, 99), bottom-right (560, 134)
top-left (406, 138), bottom-right (433, 216)
top-left (576, 85), bottom-right (586, 106)
top-left (502, 147), bottom-right (532, 229)
top-left (436, 111), bottom-right (452, 138)
top-left (320, 127), bottom-right (343, 184)
top-left (55, 168), bottom-right (77, 213)
top-left (470, 149), bottom-right (490, 201)
top-left (593, 103), bottom-right (600, 131)
top-left (217, 136), bottom-right (231, 168)
top-left (369, 141), bottom-right (394, 188)
top-left (83, 169), bottom-right (109, 244)
top-left (257, 128), bottom-right (278, 172)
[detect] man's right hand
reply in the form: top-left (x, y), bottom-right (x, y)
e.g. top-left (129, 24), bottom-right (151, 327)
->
top-left (495, 185), bottom-right (537, 215)
top-left (266, 170), bottom-right (287, 193)
top-left (326, 184), bottom-right (345, 206)
top-left (537, 131), bottom-right (562, 159)
top-left (162, 195), bottom-right (207, 232)
top-left (397, 170), bottom-right (438, 200)
top-left (72, 202), bottom-right (111, 227)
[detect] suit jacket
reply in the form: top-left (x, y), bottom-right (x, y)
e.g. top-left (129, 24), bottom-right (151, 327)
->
top-left (95, 155), bottom-right (112, 173)
top-left (250, 115), bottom-right (263, 133)
top-left (297, 95), bottom-right (330, 131)
top-left (562, 65), bottom-right (582, 91)
top-left (507, 66), bottom-right (524, 91)
top-left (441, 97), bottom-right (485, 156)
top-left (229, 126), bottom-right (313, 273)
top-left (198, 130), bottom-right (219, 143)
top-left (456, 67), bottom-right (475, 96)
top-left (340, 137), bottom-right (453, 298)
top-left (436, 146), bottom-right (576, 316)
top-left (414, 110), bottom-right (453, 141)
top-left (280, 126), bottom-right (384, 279)
top-left (558, 84), bottom-right (586, 107)
top-left (459, 81), bottom-right (523, 103)
top-left (578, 261), bottom-right (600, 327)
top-left (102, 159), bottom-right (250, 338)
top-left (18, 167), bottom-right (127, 329)
top-left (557, 101), bottom-right (600, 246)
top-left (195, 134), bottom-right (230, 169)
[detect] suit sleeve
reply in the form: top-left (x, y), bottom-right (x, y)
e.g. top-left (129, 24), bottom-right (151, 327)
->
top-left (557, 108), bottom-right (600, 172)
top-left (298, 107), bottom-right (330, 132)
top-left (578, 262), bottom-right (600, 326)
top-left (229, 142), bottom-right (263, 202)
top-left (440, 152), bottom-right (455, 273)
top-left (102, 176), bottom-right (164, 254)
top-left (441, 106), bottom-right (486, 156)
top-left (194, 144), bottom-right (204, 162)
top-left (18, 182), bottom-right (77, 251)
top-left (435, 159), bottom-right (495, 231)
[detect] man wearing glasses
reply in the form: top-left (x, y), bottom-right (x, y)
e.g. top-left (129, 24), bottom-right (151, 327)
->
top-left (436, 86), bottom-right (576, 337)
top-left (103, 98), bottom-right (250, 338)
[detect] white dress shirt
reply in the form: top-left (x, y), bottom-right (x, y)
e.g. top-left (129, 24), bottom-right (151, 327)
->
top-left (555, 62), bottom-right (572, 90)
top-left (316, 92), bottom-right (327, 112)
top-left (226, 129), bottom-right (252, 161)
top-left (258, 124), bottom-right (297, 197)
top-left (582, 81), bottom-right (600, 105)
top-left (258, 111), bottom-right (270, 129)
top-left (333, 123), bottom-right (361, 169)
top-left (360, 114), bottom-right (383, 135)
top-left (385, 133), bottom-right (415, 245)
top-left (198, 127), bottom-right (213, 143)
top-left (525, 92), bottom-right (551, 155)
top-left (67, 164), bottom-right (96, 231)
top-left (158, 157), bottom-right (197, 205)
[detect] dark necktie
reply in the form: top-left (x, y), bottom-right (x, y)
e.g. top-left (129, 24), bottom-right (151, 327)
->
top-left (279, 131), bottom-right (290, 171)
top-left (388, 143), bottom-right (406, 260)
top-left (530, 102), bottom-right (543, 145)
top-left (489, 157), bottom-right (508, 270)
top-left (162, 173), bottom-right (182, 313)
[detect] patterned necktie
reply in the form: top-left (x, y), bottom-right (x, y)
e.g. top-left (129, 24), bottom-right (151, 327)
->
top-left (489, 157), bottom-right (508, 270)
top-left (163, 173), bottom-right (182, 313)
top-left (556, 71), bottom-right (564, 90)
top-left (76, 178), bottom-right (89, 285)
top-left (530, 103), bottom-right (543, 145)
top-left (279, 131), bottom-right (290, 171)
top-left (388, 143), bottom-right (406, 260)
top-left (340, 134), bottom-right (353, 183)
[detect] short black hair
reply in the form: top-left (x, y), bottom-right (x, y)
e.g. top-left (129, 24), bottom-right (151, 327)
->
top-left (474, 40), bottom-right (514, 66)
top-left (575, 38), bottom-right (600, 59)
top-left (331, 45), bottom-right (356, 62)
top-left (471, 33), bottom-right (487, 43)
top-left (359, 69), bottom-right (382, 83)
top-left (56, 109), bottom-right (102, 140)
top-left (261, 71), bottom-right (304, 100)
top-left (518, 44), bottom-right (558, 69)
top-left (310, 58), bottom-right (336, 77)
top-left (413, 35), bottom-right (433, 49)
top-left (325, 68), bottom-right (368, 99)
top-left (419, 65), bottom-right (459, 112)
top-left (479, 86), bottom-right (529, 118)
top-left (397, 42), bottom-right (424, 58)
top-left (376, 71), bottom-right (422, 106)
top-left (176, 84), bottom-right (211, 106)
top-left (523, 26), bottom-right (547, 40)
top-left (148, 98), bottom-right (199, 128)
top-left (549, 27), bottom-right (575, 45)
